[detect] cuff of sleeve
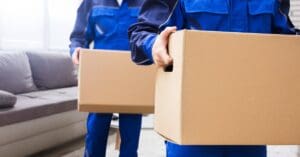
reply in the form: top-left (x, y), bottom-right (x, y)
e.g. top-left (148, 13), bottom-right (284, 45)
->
top-left (69, 47), bottom-right (75, 57)
top-left (143, 34), bottom-right (157, 63)
top-left (70, 46), bottom-right (82, 57)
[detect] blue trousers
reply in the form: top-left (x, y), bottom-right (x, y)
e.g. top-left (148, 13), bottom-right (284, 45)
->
top-left (84, 113), bottom-right (142, 157)
top-left (166, 142), bottom-right (266, 157)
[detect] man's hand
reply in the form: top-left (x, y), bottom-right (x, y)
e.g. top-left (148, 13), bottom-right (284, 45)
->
top-left (72, 47), bottom-right (81, 65)
top-left (152, 27), bottom-right (177, 67)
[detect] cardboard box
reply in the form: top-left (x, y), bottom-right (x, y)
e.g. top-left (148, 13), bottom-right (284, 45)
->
top-left (155, 30), bottom-right (300, 145)
top-left (78, 49), bottom-right (156, 114)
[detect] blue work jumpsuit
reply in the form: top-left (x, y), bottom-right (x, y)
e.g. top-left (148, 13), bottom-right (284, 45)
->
top-left (128, 0), bottom-right (296, 157)
top-left (70, 0), bottom-right (144, 157)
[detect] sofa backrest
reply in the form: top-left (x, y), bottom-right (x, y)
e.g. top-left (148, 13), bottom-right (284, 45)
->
top-left (0, 50), bottom-right (77, 94)
top-left (26, 51), bottom-right (77, 90)
top-left (0, 51), bottom-right (37, 94)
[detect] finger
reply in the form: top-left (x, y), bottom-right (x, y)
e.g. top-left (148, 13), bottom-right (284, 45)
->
top-left (160, 26), bottom-right (177, 41)
top-left (72, 58), bottom-right (77, 65)
top-left (153, 55), bottom-right (164, 65)
top-left (76, 48), bottom-right (81, 64)
top-left (77, 48), bottom-right (81, 56)
top-left (154, 46), bottom-right (172, 66)
top-left (73, 59), bottom-right (78, 64)
top-left (160, 51), bottom-right (172, 65)
top-left (155, 60), bottom-right (164, 66)
top-left (154, 54), bottom-right (166, 67)
top-left (76, 48), bottom-right (80, 58)
top-left (164, 57), bottom-right (173, 66)
top-left (77, 47), bottom-right (81, 53)
top-left (72, 54), bottom-right (79, 65)
top-left (161, 27), bottom-right (177, 37)
top-left (156, 59), bottom-right (165, 66)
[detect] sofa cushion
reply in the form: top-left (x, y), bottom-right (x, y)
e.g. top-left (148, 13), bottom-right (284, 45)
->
top-left (0, 90), bottom-right (17, 108)
top-left (26, 51), bottom-right (77, 90)
top-left (0, 51), bottom-right (37, 94)
top-left (0, 87), bottom-right (77, 127)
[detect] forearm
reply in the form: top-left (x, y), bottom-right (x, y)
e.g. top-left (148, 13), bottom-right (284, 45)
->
top-left (128, 0), bottom-right (178, 65)
top-left (69, 0), bottom-right (94, 56)
top-left (69, 38), bottom-right (89, 56)
top-left (129, 25), bottom-right (158, 65)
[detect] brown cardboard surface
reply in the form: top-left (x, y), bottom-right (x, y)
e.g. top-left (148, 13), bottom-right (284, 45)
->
top-left (155, 30), bottom-right (300, 145)
top-left (78, 49), bottom-right (156, 113)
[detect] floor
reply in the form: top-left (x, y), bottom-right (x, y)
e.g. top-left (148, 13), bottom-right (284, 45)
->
top-left (30, 115), bottom-right (166, 157)
top-left (30, 129), bottom-right (300, 157)
top-left (30, 128), bottom-right (165, 157)
top-left (30, 115), bottom-right (299, 157)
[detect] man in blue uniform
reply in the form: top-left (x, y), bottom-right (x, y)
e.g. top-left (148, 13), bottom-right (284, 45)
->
top-left (69, 0), bottom-right (144, 157)
top-left (129, 0), bottom-right (296, 157)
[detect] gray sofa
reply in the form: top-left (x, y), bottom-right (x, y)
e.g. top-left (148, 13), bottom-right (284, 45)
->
top-left (0, 50), bottom-right (87, 157)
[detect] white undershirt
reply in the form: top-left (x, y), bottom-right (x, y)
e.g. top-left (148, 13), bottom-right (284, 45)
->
top-left (116, 0), bottom-right (123, 6)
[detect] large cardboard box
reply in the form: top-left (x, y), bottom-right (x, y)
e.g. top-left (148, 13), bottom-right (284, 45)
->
top-left (79, 49), bottom-right (156, 113)
top-left (155, 30), bottom-right (300, 145)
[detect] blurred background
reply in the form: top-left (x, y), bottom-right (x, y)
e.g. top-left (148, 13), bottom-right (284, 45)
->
top-left (0, 0), bottom-right (81, 51)
top-left (0, 0), bottom-right (299, 51)
top-left (0, 1), bottom-right (299, 157)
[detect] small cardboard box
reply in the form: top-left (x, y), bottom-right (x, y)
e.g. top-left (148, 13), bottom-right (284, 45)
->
top-left (78, 49), bottom-right (156, 114)
top-left (155, 30), bottom-right (300, 145)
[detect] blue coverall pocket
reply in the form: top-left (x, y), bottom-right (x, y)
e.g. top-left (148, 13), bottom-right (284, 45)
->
top-left (184, 0), bottom-right (228, 14)
top-left (91, 7), bottom-right (118, 37)
top-left (183, 0), bottom-right (229, 30)
top-left (248, 0), bottom-right (274, 33)
top-left (248, 1), bottom-right (274, 15)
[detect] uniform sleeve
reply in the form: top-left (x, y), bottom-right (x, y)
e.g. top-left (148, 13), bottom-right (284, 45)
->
top-left (69, 0), bottom-right (94, 56)
top-left (128, 0), bottom-right (184, 65)
top-left (272, 0), bottom-right (297, 34)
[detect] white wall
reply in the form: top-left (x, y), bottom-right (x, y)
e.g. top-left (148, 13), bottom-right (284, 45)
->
top-left (290, 0), bottom-right (300, 28)
top-left (0, 0), bottom-right (46, 50)
top-left (0, 0), bottom-right (300, 51)
top-left (0, 0), bottom-right (81, 51)
top-left (47, 0), bottom-right (81, 51)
